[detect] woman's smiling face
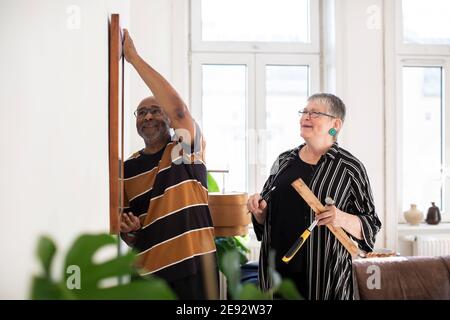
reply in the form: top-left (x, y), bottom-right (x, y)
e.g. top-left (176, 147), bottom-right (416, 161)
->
top-left (299, 101), bottom-right (336, 141)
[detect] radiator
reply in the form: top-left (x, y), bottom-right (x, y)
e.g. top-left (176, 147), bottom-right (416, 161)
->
top-left (413, 235), bottom-right (450, 256)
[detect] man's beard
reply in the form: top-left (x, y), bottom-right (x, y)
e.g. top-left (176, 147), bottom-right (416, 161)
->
top-left (139, 120), bottom-right (170, 146)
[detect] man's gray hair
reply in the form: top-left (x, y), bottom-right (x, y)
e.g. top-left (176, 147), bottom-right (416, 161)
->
top-left (308, 93), bottom-right (346, 122)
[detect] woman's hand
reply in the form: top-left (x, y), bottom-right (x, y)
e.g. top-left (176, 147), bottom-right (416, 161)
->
top-left (316, 205), bottom-right (364, 240)
top-left (120, 212), bottom-right (141, 233)
top-left (315, 205), bottom-right (344, 227)
top-left (247, 193), bottom-right (267, 224)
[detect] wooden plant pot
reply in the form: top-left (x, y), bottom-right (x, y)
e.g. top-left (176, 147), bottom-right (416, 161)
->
top-left (208, 192), bottom-right (250, 237)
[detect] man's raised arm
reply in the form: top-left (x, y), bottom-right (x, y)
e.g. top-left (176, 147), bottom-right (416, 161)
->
top-left (122, 29), bottom-right (195, 141)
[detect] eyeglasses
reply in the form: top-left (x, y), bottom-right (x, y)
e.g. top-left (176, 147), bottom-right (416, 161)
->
top-left (298, 109), bottom-right (335, 119)
top-left (134, 106), bottom-right (163, 118)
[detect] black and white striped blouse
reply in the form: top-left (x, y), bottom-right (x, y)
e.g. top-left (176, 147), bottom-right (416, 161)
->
top-left (252, 142), bottom-right (382, 300)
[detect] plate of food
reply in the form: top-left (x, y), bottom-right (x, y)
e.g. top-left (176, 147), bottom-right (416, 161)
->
top-left (359, 248), bottom-right (398, 258)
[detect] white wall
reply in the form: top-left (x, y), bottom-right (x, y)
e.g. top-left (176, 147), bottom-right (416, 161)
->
top-left (128, 0), bottom-right (190, 154)
top-left (0, 0), bottom-right (129, 299)
top-left (129, 0), bottom-right (169, 154)
top-left (331, 0), bottom-right (386, 248)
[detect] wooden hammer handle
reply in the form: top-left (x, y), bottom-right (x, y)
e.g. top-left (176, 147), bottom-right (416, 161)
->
top-left (291, 179), bottom-right (360, 258)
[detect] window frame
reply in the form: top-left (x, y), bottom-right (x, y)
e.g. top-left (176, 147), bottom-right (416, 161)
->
top-left (190, 53), bottom-right (256, 193)
top-left (396, 57), bottom-right (450, 220)
top-left (395, 0), bottom-right (450, 55)
top-left (190, 0), bottom-right (321, 195)
top-left (190, 0), bottom-right (320, 54)
top-left (386, 0), bottom-right (450, 250)
top-left (191, 53), bottom-right (319, 194)
top-left (254, 54), bottom-right (320, 190)
top-left (393, 0), bottom-right (450, 222)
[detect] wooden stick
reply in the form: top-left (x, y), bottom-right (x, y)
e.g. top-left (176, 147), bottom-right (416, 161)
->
top-left (291, 179), bottom-right (360, 258)
top-left (108, 14), bottom-right (122, 234)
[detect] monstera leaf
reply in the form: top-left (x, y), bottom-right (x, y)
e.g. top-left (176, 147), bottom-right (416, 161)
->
top-left (276, 279), bottom-right (303, 300)
top-left (31, 234), bottom-right (176, 300)
top-left (36, 235), bottom-right (57, 278)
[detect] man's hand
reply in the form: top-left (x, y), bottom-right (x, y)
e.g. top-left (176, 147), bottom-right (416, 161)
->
top-left (122, 28), bottom-right (195, 139)
top-left (120, 212), bottom-right (141, 233)
top-left (122, 29), bottom-right (139, 64)
top-left (247, 193), bottom-right (267, 224)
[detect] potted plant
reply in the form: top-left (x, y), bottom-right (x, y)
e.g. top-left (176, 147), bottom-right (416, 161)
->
top-left (207, 172), bottom-right (251, 272)
top-left (31, 232), bottom-right (301, 300)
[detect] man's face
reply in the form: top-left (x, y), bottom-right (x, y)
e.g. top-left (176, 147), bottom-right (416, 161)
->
top-left (135, 98), bottom-right (170, 144)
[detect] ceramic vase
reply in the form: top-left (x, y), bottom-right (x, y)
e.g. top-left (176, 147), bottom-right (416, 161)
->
top-left (404, 204), bottom-right (423, 225)
top-left (426, 202), bottom-right (441, 225)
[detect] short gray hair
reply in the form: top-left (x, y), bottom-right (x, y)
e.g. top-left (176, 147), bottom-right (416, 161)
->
top-left (307, 93), bottom-right (346, 122)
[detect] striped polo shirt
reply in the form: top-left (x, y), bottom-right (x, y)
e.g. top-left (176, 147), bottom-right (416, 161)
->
top-left (123, 125), bottom-right (217, 282)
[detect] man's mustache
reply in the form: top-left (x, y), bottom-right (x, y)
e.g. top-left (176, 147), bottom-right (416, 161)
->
top-left (140, 120), bottom-right (165, 129)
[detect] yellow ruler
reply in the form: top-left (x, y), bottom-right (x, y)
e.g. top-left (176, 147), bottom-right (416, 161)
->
top-left (291, 178), bottom-right (360, 258)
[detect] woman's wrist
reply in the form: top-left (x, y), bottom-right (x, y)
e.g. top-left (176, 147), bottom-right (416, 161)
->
top-left (339, 211), bottom-right (363, 240)
top-left (252, 209), bottom-right (267, 225)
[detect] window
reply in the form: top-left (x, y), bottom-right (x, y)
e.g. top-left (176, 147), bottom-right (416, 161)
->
top-left (396, 0), bottom-right (450, 221)
top-left (401, 66), bottom-right (443, 212)
top-left (200, 0), bottom-right (309, 43)
top-left (191, 0), bottom-right (319, 53)
top-left (397, 0), bottom-right (450, 54)
top-left (201, 64), bottom-right (247, 192)
top-left (263, 64), bottom-right (310, 178)
top-left (191, 1), bottom-right (320, 194)
top-left (402, 0), bottom-right (450, 45)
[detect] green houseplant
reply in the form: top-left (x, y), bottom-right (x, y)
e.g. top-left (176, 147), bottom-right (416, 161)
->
top-left (207, 172), bottom-right (302, 300)
top-left (30, 173), bottom-right (300, 300)
top-left (31, 234), bottom-right (176, 299)
top-left (31, 232), bottom-right (300, 300)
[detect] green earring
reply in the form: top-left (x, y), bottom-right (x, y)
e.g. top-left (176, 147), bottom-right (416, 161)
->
top-left (328, 128), bottom-right (337, 136)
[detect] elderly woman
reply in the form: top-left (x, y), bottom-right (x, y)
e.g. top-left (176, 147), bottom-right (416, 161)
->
top-left (247, 93), bottom-right (381, 300)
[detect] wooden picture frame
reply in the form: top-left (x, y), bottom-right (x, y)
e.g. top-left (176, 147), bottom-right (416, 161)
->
top-left (108, 14), bottom-right (124, 234)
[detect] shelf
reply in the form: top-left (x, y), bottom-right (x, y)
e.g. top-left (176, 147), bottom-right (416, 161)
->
top-left (398, 223), bottom-right (450, 232)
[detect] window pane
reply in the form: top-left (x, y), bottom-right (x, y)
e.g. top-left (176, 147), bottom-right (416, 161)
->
top-left (402, 67), bottom-right (442, 214)
top-left (264, 65), bottom-right (309, 177)
top-left (202, 65), bottom-right (247, 192)
top-left (201, 0), bottom-right (309, 43)
top-left (402, 0), bottom-right (450, 44)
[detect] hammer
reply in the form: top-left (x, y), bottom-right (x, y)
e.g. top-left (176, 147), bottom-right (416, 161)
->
top-left (282, 197), bottom-right (335, 263)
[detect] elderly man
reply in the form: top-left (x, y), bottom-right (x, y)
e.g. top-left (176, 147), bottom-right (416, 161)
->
top-left (119, 29), bottom-right (218, 300)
